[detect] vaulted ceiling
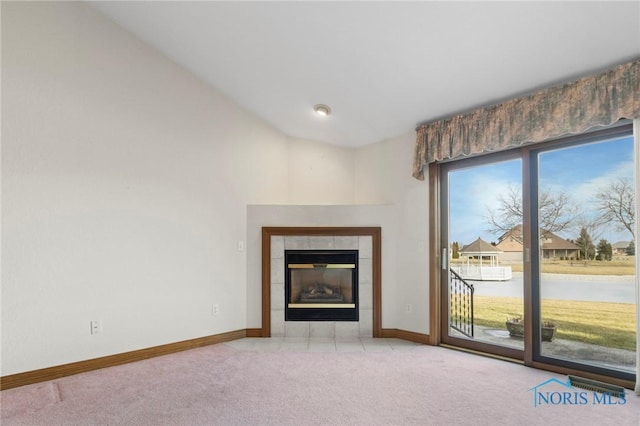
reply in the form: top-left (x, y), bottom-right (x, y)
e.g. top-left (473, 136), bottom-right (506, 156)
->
top-left (89, 1), bottom-right (640, 148)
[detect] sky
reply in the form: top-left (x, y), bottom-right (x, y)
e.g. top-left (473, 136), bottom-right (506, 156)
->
top-left (448, 134), bottom-right (635, 247)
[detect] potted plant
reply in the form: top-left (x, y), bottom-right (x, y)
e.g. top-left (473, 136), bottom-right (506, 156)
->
top-left (541, 320), bottom-right (557, 342)
top-left (505, 316), bottom-right (556, 341)
top-left (505, 315), bottom-right (524, 338)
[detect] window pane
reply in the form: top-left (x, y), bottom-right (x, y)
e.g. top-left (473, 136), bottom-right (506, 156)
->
top-left (447, 158), bottom-right (524, 350)
top-left (537, 135), bottom-right (636, 374)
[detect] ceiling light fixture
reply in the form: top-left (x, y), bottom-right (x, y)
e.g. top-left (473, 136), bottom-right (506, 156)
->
top-left (313, 104), bottom-right (331, 116)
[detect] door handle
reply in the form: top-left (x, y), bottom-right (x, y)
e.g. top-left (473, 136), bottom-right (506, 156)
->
top-left (442, 248), bottom-right (448, 270)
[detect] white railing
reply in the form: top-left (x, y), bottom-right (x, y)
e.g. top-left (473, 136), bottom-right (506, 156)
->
top-left (451, 265), bottom-right (513, 281)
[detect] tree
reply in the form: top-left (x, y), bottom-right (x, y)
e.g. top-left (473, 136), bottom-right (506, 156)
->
top-left (486, 184), bottom-right (579, 236)
top-left (485, 184), bottom-right (522, 234)
top-left (573, 216), bottom-right (603, 248)
top-left (451, 242), bottom-right (460, 259)
top-left (575, 228), bottom-right (596, 260)
top-left (596, 239), bottom-right (612, 261)
top-left (594, 178), bottom-right (635, 240)
top-left (626, 240), bottom-right (635, 256)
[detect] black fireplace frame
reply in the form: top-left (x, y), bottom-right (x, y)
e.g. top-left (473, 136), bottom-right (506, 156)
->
top-left (284, 249), bottom-right (359, 321)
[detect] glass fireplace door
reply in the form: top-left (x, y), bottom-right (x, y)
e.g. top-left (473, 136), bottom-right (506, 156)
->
top-left (285, 250), bottom-right (359, 321)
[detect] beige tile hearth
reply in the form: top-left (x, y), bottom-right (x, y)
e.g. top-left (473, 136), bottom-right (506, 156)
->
top-left (310, 322), bottom-right (335, 338)
top-left (335, 322), bottom-right (359, 339)
top-left (285, 321), bottom-right (310, 337)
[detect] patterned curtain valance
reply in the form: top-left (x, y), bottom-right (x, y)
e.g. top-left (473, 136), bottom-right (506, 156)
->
top-left (412, 60), bottom-right (640, 180)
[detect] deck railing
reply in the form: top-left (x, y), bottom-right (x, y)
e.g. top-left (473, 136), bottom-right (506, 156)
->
top-left (449, 268), bottom-right (474, 338)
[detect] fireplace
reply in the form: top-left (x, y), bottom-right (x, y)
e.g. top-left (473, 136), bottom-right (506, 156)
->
top-left (285, 250), bottom-right (359, 321)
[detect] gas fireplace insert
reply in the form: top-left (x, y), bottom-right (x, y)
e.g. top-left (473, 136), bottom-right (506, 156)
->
top-left (285, 250), bottom-right (359, 321)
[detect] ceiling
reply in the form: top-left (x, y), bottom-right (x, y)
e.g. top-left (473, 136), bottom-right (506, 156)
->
top-left (89, 1), bottom-right (640, 148)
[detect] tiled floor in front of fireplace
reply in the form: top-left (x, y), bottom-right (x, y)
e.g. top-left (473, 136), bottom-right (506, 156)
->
top-left (224, 337), bottom-right (420, 353)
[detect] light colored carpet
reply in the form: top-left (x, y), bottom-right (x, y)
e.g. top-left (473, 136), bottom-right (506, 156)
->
top-left (1, 342), bottom-right (638, 425)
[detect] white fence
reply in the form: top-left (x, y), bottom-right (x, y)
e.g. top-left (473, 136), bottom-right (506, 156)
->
top-left (451, 265), bottom-right (513, 281)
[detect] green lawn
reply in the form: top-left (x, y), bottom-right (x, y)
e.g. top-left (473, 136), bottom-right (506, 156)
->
top-left (471, 295), bottom-right (637, 351)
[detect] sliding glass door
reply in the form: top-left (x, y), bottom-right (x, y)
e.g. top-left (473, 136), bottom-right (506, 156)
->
top-left (440, 124), bottom-right (636, 381)
top-left (441, 152), bottom-right (525, 359)
top-left (533, 130), bottom-right (636, 380)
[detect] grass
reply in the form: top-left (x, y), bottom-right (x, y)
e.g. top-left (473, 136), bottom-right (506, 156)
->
top-left (540, 260), bottom-right (635, 275)
top-left (469, 295), bottom-right (637, 351)
top-left (514, 259), bottom-right (635, 275)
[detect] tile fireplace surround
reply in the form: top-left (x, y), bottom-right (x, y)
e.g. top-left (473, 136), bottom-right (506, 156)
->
top-left (263, 227), bottom-right (381, 339)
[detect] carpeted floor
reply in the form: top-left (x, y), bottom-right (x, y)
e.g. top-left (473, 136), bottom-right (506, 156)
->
top-left (1, 340), bottom-right (638, 425)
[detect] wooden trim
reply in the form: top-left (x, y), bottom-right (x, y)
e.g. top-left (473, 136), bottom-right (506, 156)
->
top-left (394, 329), bottom-right (430, 345)
top-left (371, 229), bottom-right (382, 336)
top-left (440, 343), bottom-right (525, 365)
top-left (261, 227), bottom-right (382, 338)
top-left (261, 227), bottom-right (272, 337)
top-left (1, 329), bottom-right (247, 391)
top-left (428, 162), bottom-right (440, 345)
top-left (381, 328), bottom-right (430, 344)
top-left (245, 328), bottom-right (264, 338)
top-left (380, 328), bottom-right (396, 338)
top-left (262, 227), bottom-right (383, 236)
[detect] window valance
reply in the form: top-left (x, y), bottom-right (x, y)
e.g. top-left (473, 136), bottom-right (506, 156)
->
top-left (412, 60), bottom-right (640, 180)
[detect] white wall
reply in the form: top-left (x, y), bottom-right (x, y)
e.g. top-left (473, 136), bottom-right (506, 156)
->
top-left (354, 133), bottom-right (430, 333)
top-left (2, 2), bottom-right (430, 376)
top-left (287, 137), bottom-right (355, 204)
top-left (1, 2), bottom-right (363, 375)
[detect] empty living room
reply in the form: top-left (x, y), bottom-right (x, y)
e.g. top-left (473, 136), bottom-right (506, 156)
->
top-left (2, 1), bottom-right (639, 425)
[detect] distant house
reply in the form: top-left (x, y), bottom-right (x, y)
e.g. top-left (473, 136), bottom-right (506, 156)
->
top-left (495, 225), bottom-right (524, 263)
top-left (539, 230), bottom-right (580, 260)
top-left (494, 224), bottom-right (579, 261)
top-left (612, 241), bottom-right (631, 255)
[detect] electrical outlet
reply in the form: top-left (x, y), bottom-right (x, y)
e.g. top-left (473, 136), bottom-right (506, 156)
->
top-left (406, 304), bottom-right (413, 314)
top-left (212, 304), bottom-right (219, 315)
top-left (90, 320), bottom-right (101, 335)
